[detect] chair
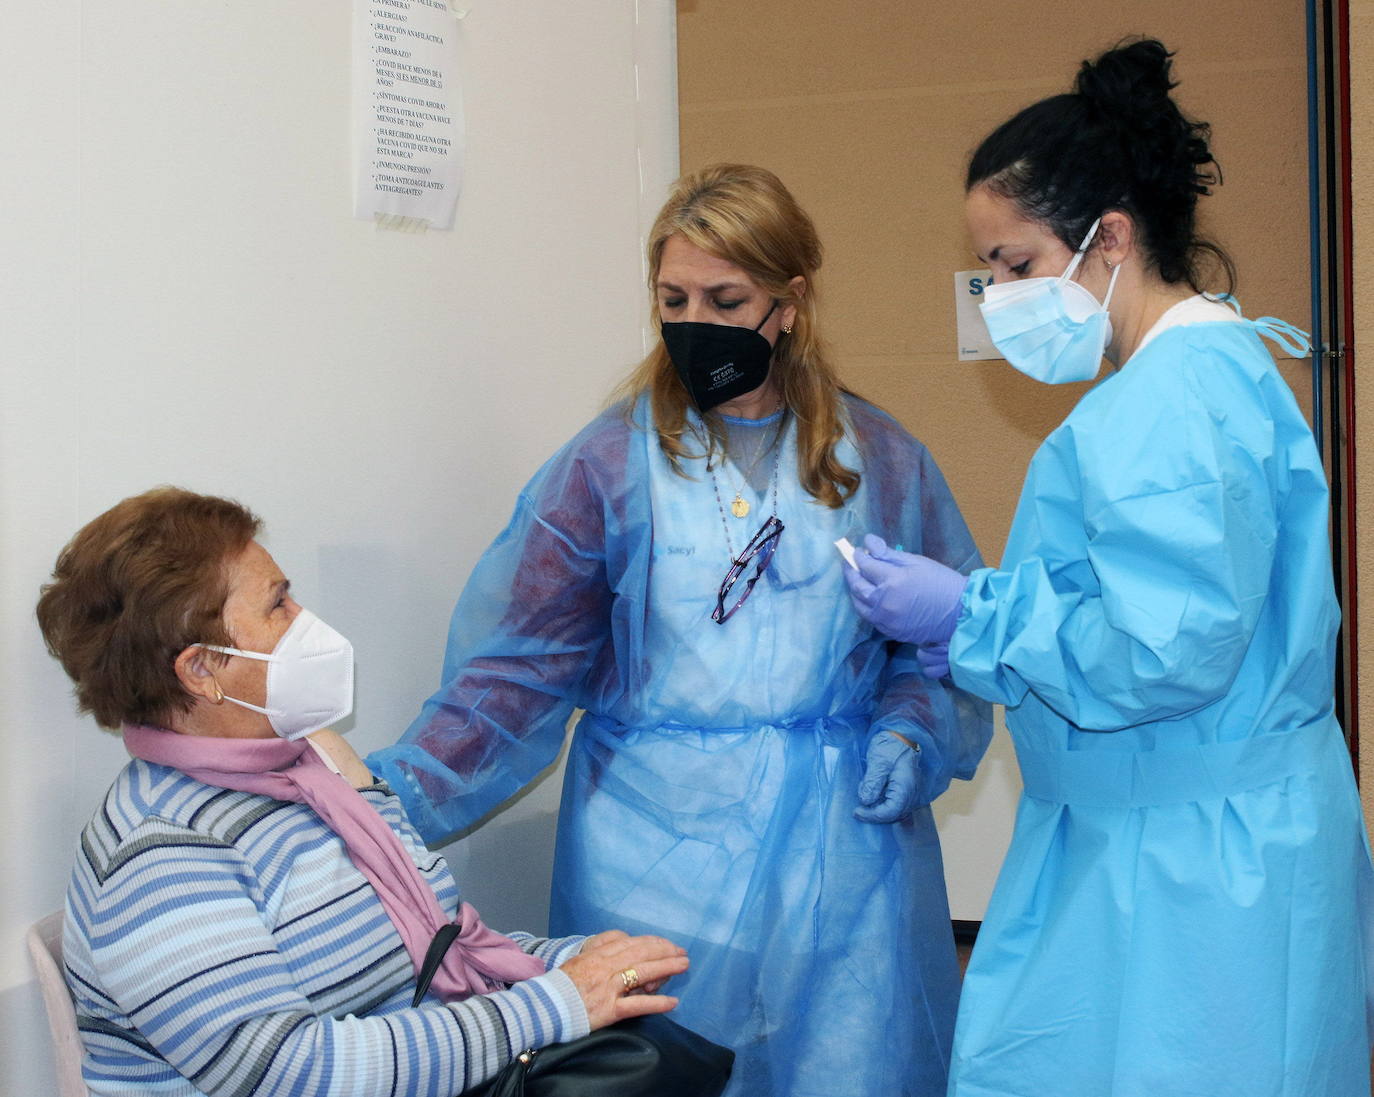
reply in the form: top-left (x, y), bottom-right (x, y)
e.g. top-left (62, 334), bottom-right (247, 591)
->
top-left (25, 911), bottom-right (89, 1097)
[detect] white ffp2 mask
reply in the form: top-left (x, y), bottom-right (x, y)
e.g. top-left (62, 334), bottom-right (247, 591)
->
top-left (200, 609), bottom-right (355, 740)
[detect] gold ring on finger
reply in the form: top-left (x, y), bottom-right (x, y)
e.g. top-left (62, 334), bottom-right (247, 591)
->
top-left (619, 967), bottom-right (639, 991)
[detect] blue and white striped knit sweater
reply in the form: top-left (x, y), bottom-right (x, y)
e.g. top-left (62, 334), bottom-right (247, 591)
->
top-left (64, 759), bottom-right (589, 1097)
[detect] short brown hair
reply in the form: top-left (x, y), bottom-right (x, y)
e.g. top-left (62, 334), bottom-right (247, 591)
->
top-left (36, 487), bottom-right (261, 730)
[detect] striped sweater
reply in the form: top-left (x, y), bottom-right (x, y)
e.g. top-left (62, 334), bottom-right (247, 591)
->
top-left (63, 759), bottom-right (589, 1097)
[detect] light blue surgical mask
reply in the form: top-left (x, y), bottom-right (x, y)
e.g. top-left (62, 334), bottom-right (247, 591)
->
top-left (979, 218), bottom-right (1122, 384)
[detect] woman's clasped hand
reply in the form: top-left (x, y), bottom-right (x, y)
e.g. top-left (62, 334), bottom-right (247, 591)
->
top-left (560, 931), bottom-right (689, 1030)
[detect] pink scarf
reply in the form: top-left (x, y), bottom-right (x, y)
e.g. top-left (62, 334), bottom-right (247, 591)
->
top-left (123, 725), bottom-right (546, 1001)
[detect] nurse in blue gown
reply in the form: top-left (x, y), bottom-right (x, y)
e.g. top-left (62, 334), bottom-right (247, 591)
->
top-left (368, 164), bottom-right (992, 1097)
top-left (846, 39), bottom-right (1374, 1097)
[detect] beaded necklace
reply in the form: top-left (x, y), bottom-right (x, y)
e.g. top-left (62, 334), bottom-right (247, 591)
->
top-left (708, 427), bottom-right (784, 561)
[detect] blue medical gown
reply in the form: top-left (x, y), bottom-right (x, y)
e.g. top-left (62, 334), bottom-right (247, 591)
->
top-left (946, 320), bottom-right (1374, 1097)
top-left (368, 394), bottom-right (992, 1097)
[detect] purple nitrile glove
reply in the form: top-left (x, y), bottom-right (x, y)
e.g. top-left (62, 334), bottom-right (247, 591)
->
top-left (854, 732), bottom-right (923, 823)
top-left (916, 642), bottom-right (951, 680)
top-left (843, 534), bottom-right (970, 645)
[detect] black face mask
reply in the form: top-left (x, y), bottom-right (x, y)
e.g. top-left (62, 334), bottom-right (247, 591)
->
top-left (661, 302), bottom-right (778, 413)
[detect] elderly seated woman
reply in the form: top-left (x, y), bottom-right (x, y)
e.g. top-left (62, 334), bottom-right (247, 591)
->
top-left (38, 487), bottom-right (692, 1097)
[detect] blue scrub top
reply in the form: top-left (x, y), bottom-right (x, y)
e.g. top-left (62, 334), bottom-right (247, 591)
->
top-left (947, 319), bottom-right (1374, 1097)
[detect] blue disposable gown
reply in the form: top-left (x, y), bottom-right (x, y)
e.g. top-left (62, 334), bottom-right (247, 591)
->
top-left (368, 394), bottom-right (992, 1097)
top-left (945, 319), bottom-right (1374, 1097)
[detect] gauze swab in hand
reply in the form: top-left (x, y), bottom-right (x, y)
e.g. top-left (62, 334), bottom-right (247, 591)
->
top-left (835, 537), bottom-right (857, 569)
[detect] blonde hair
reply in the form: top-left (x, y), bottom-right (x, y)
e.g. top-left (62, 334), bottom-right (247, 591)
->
top-left (614, 163), bottom-right (858, 508)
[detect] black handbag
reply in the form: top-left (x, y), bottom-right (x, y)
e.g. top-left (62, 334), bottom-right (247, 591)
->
top-left (480, 1012), bottom-right (735, 1097)
top-left (414, 924), bottom-right (734, 1097)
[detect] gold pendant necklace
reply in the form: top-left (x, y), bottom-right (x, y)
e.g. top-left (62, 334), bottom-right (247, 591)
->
top-left (725, 412), bottom-right (780, 519)
top-left (707, 402), bottom-right (784, 523)
top-left (711, 443), bottom-right (784, 567)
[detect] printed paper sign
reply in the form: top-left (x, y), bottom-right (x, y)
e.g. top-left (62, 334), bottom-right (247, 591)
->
top-left (955, 269), bottom-right (1000, 361)
top-left (353, 0), bottom-right (465, 229)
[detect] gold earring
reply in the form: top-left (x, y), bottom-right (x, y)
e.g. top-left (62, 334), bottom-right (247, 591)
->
top-left (210, 681), bottom-right (225, 704)
top-left (781, 323), bottom-right (793, 334)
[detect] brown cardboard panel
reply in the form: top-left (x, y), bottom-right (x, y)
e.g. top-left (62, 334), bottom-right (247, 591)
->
top-left (677, 2), bottom-right (1311, 566)
top-left (842, 353), bottom-right (1087, 561)
top-left (677, 2), bottom-right (1301, 108)
top-left (681, 72), bottom-right (1310, 354)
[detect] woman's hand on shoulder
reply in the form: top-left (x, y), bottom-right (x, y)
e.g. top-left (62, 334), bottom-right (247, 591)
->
top-left (558, 930), bottom-right (688, 1030)
top-left (305, 729), bottom-right (374, 789)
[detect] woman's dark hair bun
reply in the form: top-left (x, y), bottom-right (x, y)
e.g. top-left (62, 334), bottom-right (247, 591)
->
top-left (1075, 38), bottom-right (1177, 117)
top-left (1077, 38), bottom-right (1219, 201)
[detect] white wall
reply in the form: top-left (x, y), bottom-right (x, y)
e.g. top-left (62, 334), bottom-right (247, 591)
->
top-left (0, 3), bottom-right (1021, 1088)
top-left (933, 719), bottom-right (1018, 922)
top-left (0, 2), bottom-right (679, 1091)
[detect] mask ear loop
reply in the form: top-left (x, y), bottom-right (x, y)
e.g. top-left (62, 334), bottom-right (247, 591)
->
top-left (1059, 218), bottom-right (1102, 284)
top-left (1059, 217), bottom-right (1121, 309)
top-left (195, 643), bottom-right (282, 718)
top-left (198, 643), bottom-right (276, 662)
top-left (752, 300), bottom-right (779, 334)
top-left (1101, 260), bottom-right (1123, 310)
top-left (196, 609), bottom-right (313, 663)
